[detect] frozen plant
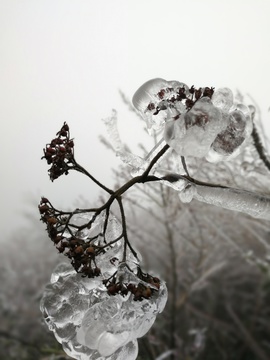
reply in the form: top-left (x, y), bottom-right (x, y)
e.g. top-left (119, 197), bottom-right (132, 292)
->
top-left (39, 78), bottom-right (270, 360)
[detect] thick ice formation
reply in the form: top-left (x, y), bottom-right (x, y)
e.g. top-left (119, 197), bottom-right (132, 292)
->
top-left (165, 97), bottom-right (227, 158)
top-left (41, 263), bottom-right (167, 360)
top-left (192, 184), bottom-right (270, 220)
top-left (132, 78), bottom-right (189, 134)
top-left (206, 103), bottom-right (253, 162)
top-left (132, 78), bottom-right (253, 162)
top-left (40, 213), bottom-right (167, 359)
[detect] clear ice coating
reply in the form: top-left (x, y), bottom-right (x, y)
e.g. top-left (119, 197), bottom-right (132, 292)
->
top-left (132, 79), bottom-right (253, 163)
top-left (179, 183), bottom-right (197, 203)
top-left (104, 80), bottom-right (253, 190)
top-left (164, 97), bottom-right (228, 158)
top-left (103, 110), bottom-right (144, 169)
top-left (41, 211), bottom-right (168, 360)
top-left (41, 263), bottom-right (167, 360)
top-left (192, 184), bottom-right (270, 220)
top-left (132, 78), bottom-right (189, 134)
top-left (206, 103), bottom-right (253, 162)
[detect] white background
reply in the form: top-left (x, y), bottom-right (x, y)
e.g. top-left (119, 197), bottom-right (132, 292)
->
top-left (1, 0), bottom-right (270, 238)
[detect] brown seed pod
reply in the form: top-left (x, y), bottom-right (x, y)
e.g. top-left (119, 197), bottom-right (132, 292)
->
top-left (53, 235), bottom-right (63, 244)
top-left (47, 217), bottom-right (58, 225)
top-left (62, 123), bottom-right (69, 131)
top-left (107, 284), bottom-right (118, 295)
top-left (142, 286), bottom-right (152, 299)
top-left (147, 102), bottom-right (155, 111)
top-left (158, 89), bottom-right (165, 99)
top-left (38, 204), bottom-right (50, 214)
top-left (94, 267), bottom-right (101, 276)
top-left (74, 245), bottom-right (84, 255)
top-left (47, 147), bottom-right (56, 154)
top-left (195, 88), bottom-right (202, 100)
top-left (85, 246), bottom-right (95, 256)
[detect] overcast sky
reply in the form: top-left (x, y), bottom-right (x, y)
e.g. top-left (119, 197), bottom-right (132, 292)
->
top-left (1, 0), bottom-right (270, 238)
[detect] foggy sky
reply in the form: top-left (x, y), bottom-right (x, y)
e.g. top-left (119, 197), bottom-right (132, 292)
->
top-left (1, 0), bottom-right (270, 239)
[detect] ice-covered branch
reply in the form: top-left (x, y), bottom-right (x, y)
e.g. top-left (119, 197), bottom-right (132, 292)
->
top-left (150, 171), bottom-right (269, 221)
top-left (191, 182), bottom-right (270, 220)
top-left (161, 172), bottom-right (270, 220)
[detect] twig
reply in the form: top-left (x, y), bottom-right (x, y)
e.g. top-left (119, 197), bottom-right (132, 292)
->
top-left (252, 123), bottom-right (270, 171)
top-left (226, 304), bottom-right (269, 360)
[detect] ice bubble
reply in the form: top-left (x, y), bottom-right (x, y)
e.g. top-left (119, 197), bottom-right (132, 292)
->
top-left (113, 340), bottom-right (138, 360)
top-left (179, 184), bottom-right (197, 203)
top-left (212, 87), bottom-right (234, 112)
top-left (206, 104), bottom-right (253, 162)
top-left (54, 322), bottom-right (76, 342)
top-left (161, 174), bottom-right (187, 192)
top-left (98, 331), bottom-right (130, 356)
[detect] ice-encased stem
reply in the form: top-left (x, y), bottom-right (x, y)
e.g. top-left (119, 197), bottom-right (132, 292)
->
top-left (193, 184), bottom-right (270, 220)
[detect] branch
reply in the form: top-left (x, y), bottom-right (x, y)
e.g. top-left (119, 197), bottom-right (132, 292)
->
top-left (252, 123), bottom-right (270, 171)
top-left (226, 304), bottom-right (269, 360)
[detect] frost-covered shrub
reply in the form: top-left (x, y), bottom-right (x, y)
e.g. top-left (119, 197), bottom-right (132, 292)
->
top-left (39, 78), bottom-right (270, 360)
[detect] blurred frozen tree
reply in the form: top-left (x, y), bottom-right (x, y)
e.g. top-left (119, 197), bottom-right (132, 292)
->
top-left (0, 208), bottom-right (70, 359)
top-left (101, 84), bottom-right (270, 359)
top-left (109, 137), bottom-right (270, 360)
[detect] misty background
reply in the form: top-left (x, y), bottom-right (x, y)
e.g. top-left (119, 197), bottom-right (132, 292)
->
top-left (1, 0), bottom-right (270, 239)
top-left (1, 1), bottom-right (270, 359)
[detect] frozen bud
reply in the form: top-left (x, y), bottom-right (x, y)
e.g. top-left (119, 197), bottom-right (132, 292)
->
top-left (179, 184), bottom-right (197, 203)
top-left (62, 123), bottom-right (69, 131)
top-left (47, 217), bottom-right (58, 225)
top-left (132, 78), bottom-right (168, 113)
top-left (85, 246), bottom-right (95, 256)
top-left (206, 103), bottom-right (253, 162)
top-left (132, 78), bottom-right (189, 134)
top-left (74, 245), bottom-right (84, 255)
top-left (38, 204), bottom-right (50, 214)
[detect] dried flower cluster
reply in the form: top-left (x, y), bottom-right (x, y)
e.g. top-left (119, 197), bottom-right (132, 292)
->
top-left (39, 196), bottom-right (161, 300)
top-left (132, 78), bottom-right (215, 134)
top-left (103, 268), bottom-right (160, 301)
top-left (38, 197), bottom-right (104, 278)
top-left (42, 122), bottom-right (75, 180)
top-left (147, 84), bottom-right (215, 116)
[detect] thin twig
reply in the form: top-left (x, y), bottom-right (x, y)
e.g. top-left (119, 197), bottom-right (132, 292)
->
top-left (226, 304), bottom-right (269, 360)
top-left (181, 156), bottom-right (190, 176)
top-left (252, 123), bottom-right (270, 171)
